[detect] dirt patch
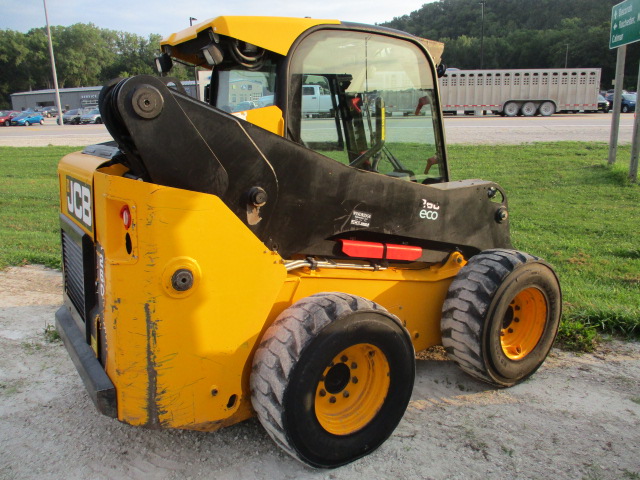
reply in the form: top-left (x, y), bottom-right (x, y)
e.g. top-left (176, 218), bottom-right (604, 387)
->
top-left (1, 265), bottom-right (639, 480)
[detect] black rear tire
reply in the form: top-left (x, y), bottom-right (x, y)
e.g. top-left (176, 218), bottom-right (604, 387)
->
top-left (251, 292), bottom-right (415, 468)
top-left (441, 249), bottom-right (561, 387)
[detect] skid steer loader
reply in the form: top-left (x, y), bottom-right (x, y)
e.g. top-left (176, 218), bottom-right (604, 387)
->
top-left (55, 16), bottom-right (561, 468)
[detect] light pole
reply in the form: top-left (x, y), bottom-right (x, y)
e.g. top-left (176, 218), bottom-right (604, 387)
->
top-left (479, 1), bottom-right (486, 69)
top-left (189, 18), bottom-right (198, 99)
top-left (43, 0), bottom-right (63, 126)
top-left (564, 44), bottom-right (569, 68)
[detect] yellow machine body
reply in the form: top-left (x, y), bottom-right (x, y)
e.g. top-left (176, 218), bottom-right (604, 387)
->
top-left (56, 15), bottom-right (465, 433)
top-left (58, 154), bottom-right (463, 430)
top-left (55, 18), bottom-right (561, 469)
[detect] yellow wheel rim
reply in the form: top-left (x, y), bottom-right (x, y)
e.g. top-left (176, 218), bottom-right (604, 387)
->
top-left (501, 287), bottom-right (547, 360)
top-left (315, 343), bottom-right (390, 436)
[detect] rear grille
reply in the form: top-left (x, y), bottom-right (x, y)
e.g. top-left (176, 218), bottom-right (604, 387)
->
top-left (62, 230), bottom-right (87, 321)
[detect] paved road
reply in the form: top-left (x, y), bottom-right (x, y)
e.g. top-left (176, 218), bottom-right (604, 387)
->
top-left (0, 113), bottom-right (635, 147)
top-left (443, 113), bottom-right (635, 144)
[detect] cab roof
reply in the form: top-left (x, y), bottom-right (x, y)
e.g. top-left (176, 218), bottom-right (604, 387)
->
top-left (161, 16), bottom-right (443, 66)
top-left (161, 16), bottom-right (341, 57)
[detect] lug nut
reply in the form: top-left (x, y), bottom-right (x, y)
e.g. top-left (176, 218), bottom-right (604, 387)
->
top-left (343, 391), bottom-right (350, 398)
top-left (352, 377), bottom-right (359, 384)
top-left (319, 389), bottom-right (326, 397)
top-left (341, 355), bottom-right (348, 363)
top-left (351, 362), bottom-right (358, 369)
top-left (329, 396), bottom-right (336, 404)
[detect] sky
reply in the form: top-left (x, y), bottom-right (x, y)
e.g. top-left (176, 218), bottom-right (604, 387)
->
top-left (1, 1), bottom-right (433, 38)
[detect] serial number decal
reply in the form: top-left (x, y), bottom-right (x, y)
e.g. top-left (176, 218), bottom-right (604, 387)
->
top-left (419, 198), bottom-right (440, 221)
top-left (66, 176), bottom-right (92, 230)
top-left (350, 210), bottom-right (372, 228)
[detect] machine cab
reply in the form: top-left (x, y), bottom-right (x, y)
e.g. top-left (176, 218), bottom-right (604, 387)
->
top-left (159, 17), bottom-right (448, 184)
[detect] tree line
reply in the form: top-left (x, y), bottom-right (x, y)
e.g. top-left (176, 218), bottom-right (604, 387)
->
top-left (0, 23), bottom-right (190, 109)
top-left (382, 0), bottom-right (640, 91)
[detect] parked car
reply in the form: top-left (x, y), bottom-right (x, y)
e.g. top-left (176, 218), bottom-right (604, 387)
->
top-left (605, 92), bottom-right (637, 112)
top-left (10, 112), bottom-right (45, 126)
top-left (80, 108), bottom-right (102, 124)
top-left (620, 93), bottom-right (637, 113)
top-left (233, 101), bottom-right (258, 112)
top-left (256, 95), bottom-right (274, 108)
top-left (597, 95), bottom-right (610, 113)
top-left (41, 106), bottom-right (61, 117)
top-left (62, 109), bottom-right (85, 125)
top-left (0, 110), bottom-right (19, 126)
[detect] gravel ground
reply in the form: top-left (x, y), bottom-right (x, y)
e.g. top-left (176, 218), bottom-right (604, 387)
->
top-left (0, 266), bottom-right (639, 480)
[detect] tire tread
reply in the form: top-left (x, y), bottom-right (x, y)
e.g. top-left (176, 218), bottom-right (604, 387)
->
top-left (441, 249), bottom-right (545, 386)
top-left (250, 292), bottom-right (384, 463)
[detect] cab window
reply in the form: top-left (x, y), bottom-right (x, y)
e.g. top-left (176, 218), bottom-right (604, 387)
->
top-left (289, 29), bottom-right (446, 183)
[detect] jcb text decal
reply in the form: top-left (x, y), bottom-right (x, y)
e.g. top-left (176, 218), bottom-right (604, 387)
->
top-left (66, 176), bottom-right (92, 230)
top-left (420, 198), bottom-right (440, 221)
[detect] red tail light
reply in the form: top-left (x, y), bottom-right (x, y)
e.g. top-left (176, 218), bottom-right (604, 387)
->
top-left (120, 205), bottom-right (132, 229)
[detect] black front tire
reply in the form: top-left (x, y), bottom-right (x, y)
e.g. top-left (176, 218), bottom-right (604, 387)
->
top-left (441, 249), bottom-right (561, 387)
top-left (251, 292), bottom-right (415, 468)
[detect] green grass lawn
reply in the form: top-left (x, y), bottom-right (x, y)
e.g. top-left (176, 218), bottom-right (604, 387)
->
top-left (0, 146), bottom-right (77, 269)
top-left (1, 143), bottom-right (638, 346)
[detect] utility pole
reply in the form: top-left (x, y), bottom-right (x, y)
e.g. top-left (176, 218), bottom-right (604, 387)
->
top-left (564, 44), bottom-right (569, 68)
top-left (189, 18), bottom-right (199, 101)
top-left (43, 0), bottom-right (63, 126)
top-left (480, 1), bottom-right (486, 69)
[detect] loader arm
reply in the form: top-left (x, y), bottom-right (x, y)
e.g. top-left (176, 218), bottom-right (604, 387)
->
top-left (99, 75), bottom-right (511, 259)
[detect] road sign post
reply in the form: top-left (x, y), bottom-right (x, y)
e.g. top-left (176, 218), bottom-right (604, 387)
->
top-left (630, 63), bottom-right (640, 182)
top-left (608, 46), bottom-right (626, 165)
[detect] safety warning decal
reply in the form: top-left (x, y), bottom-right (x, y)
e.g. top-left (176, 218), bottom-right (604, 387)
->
top-left (350, 210), bottom-right (372, 228)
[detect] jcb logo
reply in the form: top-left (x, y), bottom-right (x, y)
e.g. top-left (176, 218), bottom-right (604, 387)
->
top-left (66, 176), bottom-right (92, 230)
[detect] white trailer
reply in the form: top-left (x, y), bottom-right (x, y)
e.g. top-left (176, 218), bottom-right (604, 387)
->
top-left (438, 68), bottom-right (601, 116)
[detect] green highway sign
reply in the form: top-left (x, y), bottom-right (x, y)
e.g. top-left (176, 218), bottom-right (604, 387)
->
top-left (611, 0), bottom-right (640, 48)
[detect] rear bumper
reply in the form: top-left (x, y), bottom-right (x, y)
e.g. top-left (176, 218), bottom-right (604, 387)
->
top-left (55, 305), bottom-right (117, 418)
